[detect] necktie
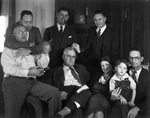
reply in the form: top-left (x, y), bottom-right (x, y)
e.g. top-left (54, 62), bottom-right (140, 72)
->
top-left (131, 70), bottom-right (137, 83)
top-left (59, 25), bottom-right (63, 33)
top-left (70, 67), bottom-right (82, 84)
top-left (59, 26), bottom-right (63, 39)
top-left (97, 28), bottom-right (101, 37)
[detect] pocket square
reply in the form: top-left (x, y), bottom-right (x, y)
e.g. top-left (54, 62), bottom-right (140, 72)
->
top-left (68, 36), bottom-right (72, 38)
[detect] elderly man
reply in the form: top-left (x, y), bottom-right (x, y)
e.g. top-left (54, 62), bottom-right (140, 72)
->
top-left (52, 47), bottom-right (91, 118)
top-left (5, 10), bottom-right (43, 55)
top-left (1, 25), bottom-right (61, 118)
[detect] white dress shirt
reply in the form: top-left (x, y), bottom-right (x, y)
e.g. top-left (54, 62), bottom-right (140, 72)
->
top-left (135, 68), bottom-right (142, 81)
top-left (57, 23), bottom-right (65, 32)
top-left (63, 65), bottom-right (81, 87)
top-left (96, 25), bottom-right (107, 36)
top-left (1, 47), bottom-right (50, 78)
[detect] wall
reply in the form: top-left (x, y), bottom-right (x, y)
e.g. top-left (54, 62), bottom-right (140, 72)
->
top-left (15, 0), bottom-right (55, 35)
top-left (56, 0), bottom-right (150, 63)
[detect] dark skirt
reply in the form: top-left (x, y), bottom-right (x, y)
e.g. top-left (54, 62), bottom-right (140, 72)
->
top-left (85, 94), bottom-right (110, 116)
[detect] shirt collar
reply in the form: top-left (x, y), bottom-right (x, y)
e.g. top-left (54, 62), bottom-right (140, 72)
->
top-left (136, 68), bottom-right (142, 80)
top-left (113, 73), bottom-right (130, 81)
top-left (96, 25), bottom-right (107, 34)
top-left (57, 23), bottom-right (65, 31)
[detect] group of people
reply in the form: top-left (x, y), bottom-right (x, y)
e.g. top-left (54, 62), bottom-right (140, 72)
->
top-left (0, 6), bottom-right (149, 118)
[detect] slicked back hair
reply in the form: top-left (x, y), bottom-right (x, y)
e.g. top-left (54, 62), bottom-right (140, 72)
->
top-left (20, 10), bottom-right (33, 19)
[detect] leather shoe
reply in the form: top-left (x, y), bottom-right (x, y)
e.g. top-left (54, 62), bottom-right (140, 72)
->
top-left (57, 107), bottom-right (71, 118)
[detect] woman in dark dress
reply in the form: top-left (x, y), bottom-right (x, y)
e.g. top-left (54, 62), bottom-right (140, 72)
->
top-left (85, 56), bottom-right (113, 118)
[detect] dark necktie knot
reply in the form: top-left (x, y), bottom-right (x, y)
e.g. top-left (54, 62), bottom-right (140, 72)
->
top-left (70, 67), bottom-right (82, 84)
top-left (131, 70), bottom-right (137, 82)
top-left (97, 28), bottom-right (101, 37)
top-left (60, 26), bottom-right (63, 32)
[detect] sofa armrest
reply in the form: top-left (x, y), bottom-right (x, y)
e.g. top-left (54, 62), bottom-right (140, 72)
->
top-left (26, 95), bottom-right (43, 118)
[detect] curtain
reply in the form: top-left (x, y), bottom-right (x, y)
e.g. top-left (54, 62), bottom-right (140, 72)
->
top-left (0, 0), bottom-right (9, 52)
top-left (15, 0), bottom-right (55, 36)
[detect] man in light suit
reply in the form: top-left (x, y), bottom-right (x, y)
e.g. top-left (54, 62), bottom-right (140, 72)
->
top-left (52, 47), bottom-right (91, 118)
top-left (43, 7), bottom-right (78, 69)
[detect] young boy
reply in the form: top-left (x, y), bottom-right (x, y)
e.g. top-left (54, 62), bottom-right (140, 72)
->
top-left (109, 59), bottom-right (136, 118)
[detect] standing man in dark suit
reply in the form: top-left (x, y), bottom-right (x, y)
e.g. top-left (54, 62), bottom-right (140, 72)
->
top-left (84, 10), bottom-right (120, 71)
top-left (52, 47), bottom-right (91, 118)
top-left (43, 7), bottom-right (78, 69)
top-left (127, 48), bottom-right (149, 118)
top-left (4, 10), bottom-right (43, 55)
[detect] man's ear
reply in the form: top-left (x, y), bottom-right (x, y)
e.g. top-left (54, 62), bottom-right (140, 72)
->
top-left (114, 66), bottom-right (117, 71)
top-left (62, 54), bottom-right (64, 60)
top-left (141, 57), bottom-right (144, 62)
top-left (104, 17), bottom-right (106, 22)
top-left (56, 13), bottom-right (59, 18)
top-left (19, 19), bottom-right (22, 24)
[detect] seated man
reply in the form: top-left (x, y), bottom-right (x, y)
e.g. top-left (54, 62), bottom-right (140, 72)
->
top-left (5, 10), bottom-right (43, 55)
top-left (110, 48), bottom-right (150, 118)
top-left (127, 48), bottom-right (149, 118)
top-left (52, 47), bottom-right (92, 118)
top-left (1, 25), bottom-right (61, 118)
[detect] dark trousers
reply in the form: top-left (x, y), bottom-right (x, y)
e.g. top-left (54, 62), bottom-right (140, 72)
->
top-left (109, 101), bottom-right (129, 118)
top-left (63, 86), bottom-right (92, 111)
top-left (2, 76), bottom-right (61, 118)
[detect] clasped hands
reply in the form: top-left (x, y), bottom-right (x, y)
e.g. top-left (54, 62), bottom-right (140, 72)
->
top-left (28, 67), bottom-right (45, 77)
top-left (111, 88), bottom-right (139, 118)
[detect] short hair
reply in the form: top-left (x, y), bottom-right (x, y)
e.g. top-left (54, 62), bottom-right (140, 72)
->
top-left (63, 47), bottom-right (76, 56)
top-left (100, 56), bottom-right (111, 64)
top-left (57, 7), bottom-right (70, 16)
top-left (129, 47), bottom-right (143, 57)
top-left (115, 59), bottom-right (128, 67)
top-left (93, 10), bottom-right (106, 17)
top-left (20, 10), bottom-right (33, 19)
top-left (13, 25), bottom-right (26, 35)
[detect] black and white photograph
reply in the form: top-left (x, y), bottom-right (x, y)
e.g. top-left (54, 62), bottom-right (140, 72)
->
top-left (0, 0), bottom-right (149, 118)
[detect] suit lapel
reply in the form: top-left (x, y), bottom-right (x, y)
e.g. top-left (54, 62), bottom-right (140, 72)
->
top-left (87, 27), bottom-right (97, 50)
top-left (58, 66), bottom-right (65, 85)
top-left (102, 27), bottom-right (112, 48)
top-left (74, 65), bottom-right (83, 84)
top-left (53, 25), bottom-right (62, 45)
top-left (137, 68), bottom-right (145, 85)
top-left (60, 26), bottom-right (69, 46)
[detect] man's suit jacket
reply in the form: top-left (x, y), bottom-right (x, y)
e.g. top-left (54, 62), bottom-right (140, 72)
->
top-left (43, 25), bottom-right (77, 68)
top-left (4, 22), bottom-right (43, 54)
top-left (85, 26), bottom-right (119, 65)
top-left (51, 64), bottom-right (90, 91)
top-left (135, 68), bottom-right (149, 117)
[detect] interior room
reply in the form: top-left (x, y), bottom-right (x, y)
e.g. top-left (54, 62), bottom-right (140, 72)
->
top-left (0, 0), bottom-right (149, 117)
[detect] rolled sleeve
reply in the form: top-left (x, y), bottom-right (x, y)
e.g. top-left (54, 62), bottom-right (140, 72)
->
top-left (36, 53), bottom-right (50, 68)
top-left (1, 48), bottom-right (29, 77)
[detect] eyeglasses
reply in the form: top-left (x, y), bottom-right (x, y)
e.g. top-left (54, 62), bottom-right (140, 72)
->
top-left (66, 54), bottom-right (76, 59)
top-left (128, 57), bottom-right (141, 61)
top-left (18, 31), bottom-right (27, 35)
